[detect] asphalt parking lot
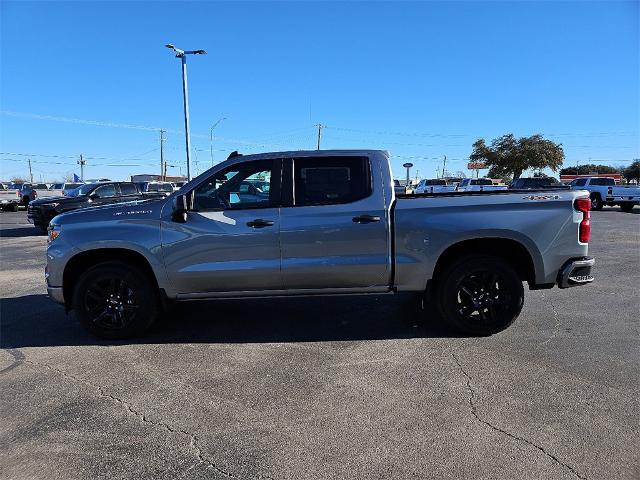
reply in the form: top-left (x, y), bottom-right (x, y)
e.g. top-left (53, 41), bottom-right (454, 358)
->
top-left (1, 208), bottom-right (638, 480)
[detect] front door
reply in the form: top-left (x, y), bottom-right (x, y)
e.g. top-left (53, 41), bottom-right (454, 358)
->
top-left (279, 155), bottom-right (391, 291)
top-left (161, 159), bottom-right (282, 295)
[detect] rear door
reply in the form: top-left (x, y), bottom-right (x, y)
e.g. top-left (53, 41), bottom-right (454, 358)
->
top-left (279, 155), bottom-right (391, 291)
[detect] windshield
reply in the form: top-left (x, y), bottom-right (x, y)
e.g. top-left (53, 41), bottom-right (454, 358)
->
top-left (66, 184), bottom-right (96, 197)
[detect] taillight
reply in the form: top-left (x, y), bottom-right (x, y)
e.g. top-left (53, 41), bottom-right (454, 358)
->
top-left (33, 190), bottom-right (37, 200)
top-left (574, 198), bottom-right (591, 243)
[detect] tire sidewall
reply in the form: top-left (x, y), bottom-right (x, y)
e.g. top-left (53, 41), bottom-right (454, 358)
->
top-left (436, 255), bottom-right (524, 336)
top-left (590, 194), bottom-right (603, 211)
top-left (73, 261), bottom-right (158, 339)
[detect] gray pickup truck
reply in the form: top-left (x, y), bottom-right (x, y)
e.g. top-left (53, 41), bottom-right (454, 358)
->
top-left (45, 150), bottom-right (594, 339)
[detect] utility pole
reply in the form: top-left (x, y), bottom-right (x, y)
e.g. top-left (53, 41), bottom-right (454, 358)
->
top-left (315, 123), bottom-right (325, 150)
top-left (28, 158), bottom-right (33, 183)
top-left (210, 117), bottom-right (227, 167)
top-left (77, 154), bottom-right (86, 181)
top-left (442, 155), bottom-right (447, 179)
top-left (160, 129), bottom-right (166, 180)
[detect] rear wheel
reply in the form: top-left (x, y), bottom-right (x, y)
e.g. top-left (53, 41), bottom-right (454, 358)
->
top-left (590, 194), bottom-right (603, 211)
top-left (73, 261), bottom-right (158, 339)
top-left (435, 255), bottom-right (524, 336)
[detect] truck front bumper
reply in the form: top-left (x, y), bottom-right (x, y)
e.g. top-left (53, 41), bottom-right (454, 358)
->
top-left (558, 257), bottom-right (595, 288)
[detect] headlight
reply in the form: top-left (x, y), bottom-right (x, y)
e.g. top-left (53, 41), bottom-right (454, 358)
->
top-left (48, 224), bottom-right (61, 243)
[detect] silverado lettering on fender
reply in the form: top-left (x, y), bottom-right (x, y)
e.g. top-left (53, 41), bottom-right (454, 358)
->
top-left (45, 150), bottom-right (595, 338)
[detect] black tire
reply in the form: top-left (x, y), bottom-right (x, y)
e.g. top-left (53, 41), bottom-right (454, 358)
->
top-left (435, 255), bottom-right (524, 336)
top-left (37, 224), bottom-right (48, 234)
top-left (10, 203), bottom-right (19, 212)
top-left (620, 204), bottom-right (635, 213)
top-left (590, 194), bottom-right (603, 211)
top-left (22, 196), bottom-right (30, 206)
top-left (73, 261), bottom-right (158, 339)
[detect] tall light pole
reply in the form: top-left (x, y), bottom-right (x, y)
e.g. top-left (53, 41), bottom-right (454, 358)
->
top-left (210, 117), bottom-right (227, 166)
top-left (165, 43), bottom-right (207, 181)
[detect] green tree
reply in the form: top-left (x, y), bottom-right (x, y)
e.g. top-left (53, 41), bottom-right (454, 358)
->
top-left (470, 134), bottom-right (564, 180)
top-left (559, 164), bottom-right (619, 176)
top-left (623, 160), bottom-right (640, 183)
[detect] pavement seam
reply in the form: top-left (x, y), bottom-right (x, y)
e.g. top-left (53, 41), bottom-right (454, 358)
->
top-left (451, 353), bottom-right (587, 480)
top-left (19, 353), bottom-right (237, 479)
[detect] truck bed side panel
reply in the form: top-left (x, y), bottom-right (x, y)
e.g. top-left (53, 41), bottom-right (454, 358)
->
top-left (393, 191), bottom-right (588, 291)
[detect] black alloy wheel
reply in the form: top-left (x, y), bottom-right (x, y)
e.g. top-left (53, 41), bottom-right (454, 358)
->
top-left (435, 255), bottom-right (524, 336)
top-left (73, 261), bottom-right (158, 339)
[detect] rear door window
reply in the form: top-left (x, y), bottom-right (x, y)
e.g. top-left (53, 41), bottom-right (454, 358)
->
top-left (292, 156), bottom-right (371, 206)
top-left (119, 183), bottom-right (139, 196)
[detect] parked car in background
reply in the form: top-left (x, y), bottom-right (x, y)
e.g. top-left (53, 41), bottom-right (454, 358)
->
top-left (510, 177), bottom-right (570, 190)
top-left (44, 149), bottom-right (593, 339)
top-left (570, 177), bottom-right (640, 212)
top-left (19, 183), bottom-right (59, 205)
top-left (49, 182), bottom-right (85, 197)
top-left (456, 178), bottom-right (508, 192)
top-left (28, 181), bottom-right (166, 232)
top-left (414, 179), bottom-right (457, 194)
top-left (172, 181), bottom-right (187, 191)
top-left (135, 181), bottom-right (174, 196)
top-left (393, 179), bottom-right (406, 196)
top-left (0, 185), bottom-right (19, 211)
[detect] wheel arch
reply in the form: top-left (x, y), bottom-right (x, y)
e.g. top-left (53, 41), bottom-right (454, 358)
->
top-left (429, 237), bottom-right (537, 294)
top-left (63, 248), bottom-right (160, 310)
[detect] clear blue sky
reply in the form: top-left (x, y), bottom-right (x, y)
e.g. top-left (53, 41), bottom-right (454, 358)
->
top-left (1, 1), bottom-right (638, 182)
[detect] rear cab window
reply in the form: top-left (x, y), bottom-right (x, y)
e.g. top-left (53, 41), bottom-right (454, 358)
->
top-left (292, 156), bottom-right (371, 206)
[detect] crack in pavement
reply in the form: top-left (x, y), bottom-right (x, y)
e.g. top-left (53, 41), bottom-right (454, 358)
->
top-left (15, 350), bottom-right (237, 479)
top-left (451, 353), bottom-right (587, 480)
top-left (539, 292), bottom-right (561, 346)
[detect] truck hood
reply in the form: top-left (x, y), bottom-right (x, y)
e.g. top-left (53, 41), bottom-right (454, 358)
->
top-left (30, 195), bottom-right (68, 205)
top-left (51, 197), bottom-right (167, 225)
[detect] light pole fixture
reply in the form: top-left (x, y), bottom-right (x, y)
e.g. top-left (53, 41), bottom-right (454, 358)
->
top-left (210, 117), bottom-right (227, 167)
top-left (165, 43), bottom-right (207, 181)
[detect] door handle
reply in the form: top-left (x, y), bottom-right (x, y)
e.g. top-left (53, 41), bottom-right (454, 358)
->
top-left (352, 215), bottom-right (381, 224)
top-left (246, 219), bottom-right (275, 228)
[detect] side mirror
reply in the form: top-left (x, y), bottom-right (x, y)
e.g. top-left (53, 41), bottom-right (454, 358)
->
top-left (172, 194), bottom-right (188, 223)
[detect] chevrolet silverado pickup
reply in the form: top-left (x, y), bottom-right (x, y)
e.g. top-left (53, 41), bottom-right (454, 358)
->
top-left (570, 177), bottom-right (640, 212)
top-left (44, 150), bottom-right (595, 339)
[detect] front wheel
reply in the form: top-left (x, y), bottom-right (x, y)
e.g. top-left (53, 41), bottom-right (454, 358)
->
top-left (73, 261), bottom-right (159, 339)
top-left (435, 255), bottom-right (524, 336)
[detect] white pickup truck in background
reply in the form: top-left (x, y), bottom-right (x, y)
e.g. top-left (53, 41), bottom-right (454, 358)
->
top-left (414, 179), bottom-right (457, 194)
top-left (456, 178), bottom-right (508, 192)
top-left (570, 177), bottom-right (640, 212)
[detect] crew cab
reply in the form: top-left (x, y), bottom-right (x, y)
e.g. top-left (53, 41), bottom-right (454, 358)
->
top-left (414, 179), bottom-right (456, 194)
top-left (570, 177), bottom-right (640, 212)
top-left (456, 178), bottom-right (508, 192)
top-left (28, 181), bottom-right (164, 232)
top-left (45, 150), bottom-right (594, 339)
